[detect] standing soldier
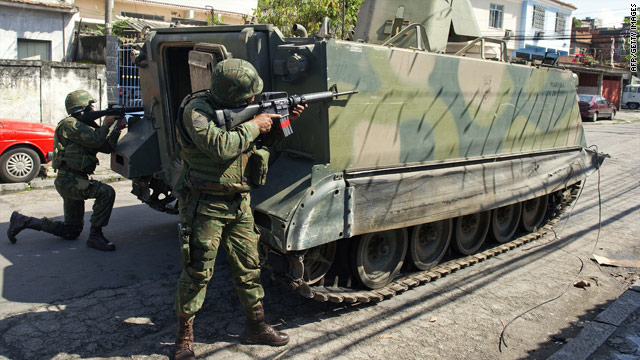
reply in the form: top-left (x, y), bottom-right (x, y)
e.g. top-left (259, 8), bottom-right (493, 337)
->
top-left (7, 90), bottom-right (124, 251)
top-left (173, 59), bottom-right (305, 359)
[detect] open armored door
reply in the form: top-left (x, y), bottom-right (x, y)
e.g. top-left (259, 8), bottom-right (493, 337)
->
top-left (188, 43), bottom-right (229, 92)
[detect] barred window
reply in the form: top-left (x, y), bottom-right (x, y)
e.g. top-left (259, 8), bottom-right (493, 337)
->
top-left (555, 13), bottom-right (566, 33)
top-left (532, 6), bottom-right (545, 29)
top-left (489, 4), bottom-right (504, 28)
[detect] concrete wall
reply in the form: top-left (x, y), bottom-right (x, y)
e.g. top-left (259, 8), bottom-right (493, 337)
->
top-left (0, 5), bottom-right (77, 61)
top-left (74, 36), bottom-right (107, 64)
top-left (0, 60), bottom-right (107, 125)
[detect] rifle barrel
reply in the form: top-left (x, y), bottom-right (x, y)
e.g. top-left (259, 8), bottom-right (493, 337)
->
top-left (295, 89), bottom-right (357, 105)
top-left (333, 90), bottom-right (358, 97)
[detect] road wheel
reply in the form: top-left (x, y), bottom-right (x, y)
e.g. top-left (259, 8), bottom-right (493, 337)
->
top-left (453, 211), bottom-right (490, 255)
top-left (490, 203), bottom-right (522, 243)
top-left (352, 229), bottom-right (407, 289)
top-left (0, 147), bottom-right (41, 183)
top-left (521, 195), bottom-right (549, 232)
top-left (408, 219), bottom-right (452, 271)
top-left (629, 103), bottom-right (639, 110)
top-left (303, 242), bottom-right (336, 285)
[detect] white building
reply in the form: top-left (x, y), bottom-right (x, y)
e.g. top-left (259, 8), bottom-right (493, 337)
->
top-left (0, 0), bottom-right (77, 61)
top-left (0, 0), bottom-right (259, 61)
top-left (471, 0), bottom-right (576, 58)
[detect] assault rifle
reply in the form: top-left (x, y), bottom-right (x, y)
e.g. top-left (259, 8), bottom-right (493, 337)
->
top-left (78, 105), bottom-right (144, 128)
top-left (210, 85), bottom-right (357, 137)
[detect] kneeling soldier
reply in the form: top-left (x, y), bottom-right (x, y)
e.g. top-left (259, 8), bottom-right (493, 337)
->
top-left (7, 90), bottom-right (124, 251)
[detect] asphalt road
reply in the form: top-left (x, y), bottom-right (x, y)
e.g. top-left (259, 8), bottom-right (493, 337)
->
top-left (0, 121), bottom-right (638, 359)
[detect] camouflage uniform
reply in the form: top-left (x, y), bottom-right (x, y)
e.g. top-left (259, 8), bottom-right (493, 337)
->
top-left (173, 59), bottom-right (288, 358)
top-left (47, 112), bottom-right (120, 236)
top-left (7, 90), bottom-right (121, 251)
top-left (175, 63), bottom-right (265, 319)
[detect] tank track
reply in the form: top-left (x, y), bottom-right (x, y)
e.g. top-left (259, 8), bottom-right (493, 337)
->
top-left (301, 191), bottom-right (577, 304)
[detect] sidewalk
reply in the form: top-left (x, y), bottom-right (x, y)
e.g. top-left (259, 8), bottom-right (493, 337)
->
top-left (0, 153), bottom-right (124, 194)
top-left (548, 282), bottom-right (640, 359)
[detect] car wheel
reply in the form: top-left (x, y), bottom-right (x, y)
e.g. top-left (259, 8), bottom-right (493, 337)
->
top-left (0, 147), bottom-right (42, 183)
top-left (629, 103), bottom-right (639, 110)
top-left (592, 112), bottom-right (598, 122)
top-left (610, 110), bottom-right (615, 120)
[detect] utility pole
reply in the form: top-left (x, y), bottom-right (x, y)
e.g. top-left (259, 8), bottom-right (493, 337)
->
top-left (105, 0), bottom-right (114, 35)
top-left (104, 0), bottom-right (117, 106)
top-left (342, 0), bottom-right (346, 40)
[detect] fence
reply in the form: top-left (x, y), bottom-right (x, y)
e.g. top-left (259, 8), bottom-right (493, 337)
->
top-left (117, 44), bottom-right (141, 106)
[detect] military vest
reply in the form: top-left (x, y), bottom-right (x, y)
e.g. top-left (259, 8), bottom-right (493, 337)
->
top-left (178, 92), bottom-right (254, 194)
top-left (52, 116), bottom-right (99, 174)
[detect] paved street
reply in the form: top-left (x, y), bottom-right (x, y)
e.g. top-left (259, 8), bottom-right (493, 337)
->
top-left (0, 120), bottom-right (639, 359)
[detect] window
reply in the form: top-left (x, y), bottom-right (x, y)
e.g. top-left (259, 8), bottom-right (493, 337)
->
top-left (532, 6), bottom-right (545, 29)
top-left (17, 39), bottom-right (51, 60)
top-left (489, 4), bottom-right (504, 29)
top-left (555, 13), bottom-right (566, 33)
top-left (121, 12), bottom-right (164, 21)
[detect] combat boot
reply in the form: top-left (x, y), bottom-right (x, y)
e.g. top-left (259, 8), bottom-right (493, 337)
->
top-left (87, 227), bottom-right (116, 251)
top-left (242, 304), bottom-right (289, 346)
top-left (7, 211), bottom-right (42, 244)
top-left (175, 317), bottom-right (195, 360)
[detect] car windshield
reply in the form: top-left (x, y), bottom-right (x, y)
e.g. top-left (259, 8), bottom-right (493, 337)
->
top-left (578, 95), bottom-right (594, 102)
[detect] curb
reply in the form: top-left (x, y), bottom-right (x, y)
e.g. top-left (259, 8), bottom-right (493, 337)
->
top-left (548, 283), bottom-right (640, 360)
top-left (0, 173), bottom-right (126, 195)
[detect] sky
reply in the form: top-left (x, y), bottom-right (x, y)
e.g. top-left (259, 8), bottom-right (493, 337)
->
top-left (569, 0), bottom-right (631, 28)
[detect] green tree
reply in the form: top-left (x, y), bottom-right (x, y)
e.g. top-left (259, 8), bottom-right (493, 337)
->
top-left (256, 0), bottom-right (363, 38)
top-left (572, 17), bottom-right (582, 28)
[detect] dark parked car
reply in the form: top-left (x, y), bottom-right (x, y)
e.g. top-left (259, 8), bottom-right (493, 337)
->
top-left (0, 119), bottom-right (55, 183)
top-left (578, 94), bottom-right (616, 121)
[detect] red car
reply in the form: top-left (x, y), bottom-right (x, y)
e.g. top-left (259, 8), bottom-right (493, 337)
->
top-left (0, 119), bottom-right (56, 183)
top-left (578, 94), bottom-right (616, 122)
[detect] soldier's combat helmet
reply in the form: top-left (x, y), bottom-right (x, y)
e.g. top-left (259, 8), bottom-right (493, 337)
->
top-left (65, 90), bottom-right (96, 115)
top-left (210, 59), bottom-right (263, 108)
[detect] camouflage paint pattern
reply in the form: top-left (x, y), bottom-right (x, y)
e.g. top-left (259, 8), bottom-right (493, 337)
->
top-left (174, 83), bottom-right (267, 321)
top-left (210, 59), bottom-right (264, 108)
top-left (64, 90), bottom-right (96, 115)
top-left (44, 114), bottom-right (121, 235)
top-left (324, 40), bottom-right (584, 171)
top-left (113, 4), bottom-right (600, 256)
top-left (41, 173), bottom-right (116, 231)
top-left (53, 115), bottom-right (121, 174)
top-left (175, 193), bottom-right (265, 320)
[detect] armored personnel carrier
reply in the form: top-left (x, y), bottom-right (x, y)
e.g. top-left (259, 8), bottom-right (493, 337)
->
top-left (112, 0), bottom-right (602, 302)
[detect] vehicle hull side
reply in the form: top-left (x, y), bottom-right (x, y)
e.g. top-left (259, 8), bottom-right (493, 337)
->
top-left (324, 40), bottom-right (586, 172)
top-left (282, 147), bottom-right (599, 251)
top-left (346, 147), bottom-right (597, 236)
